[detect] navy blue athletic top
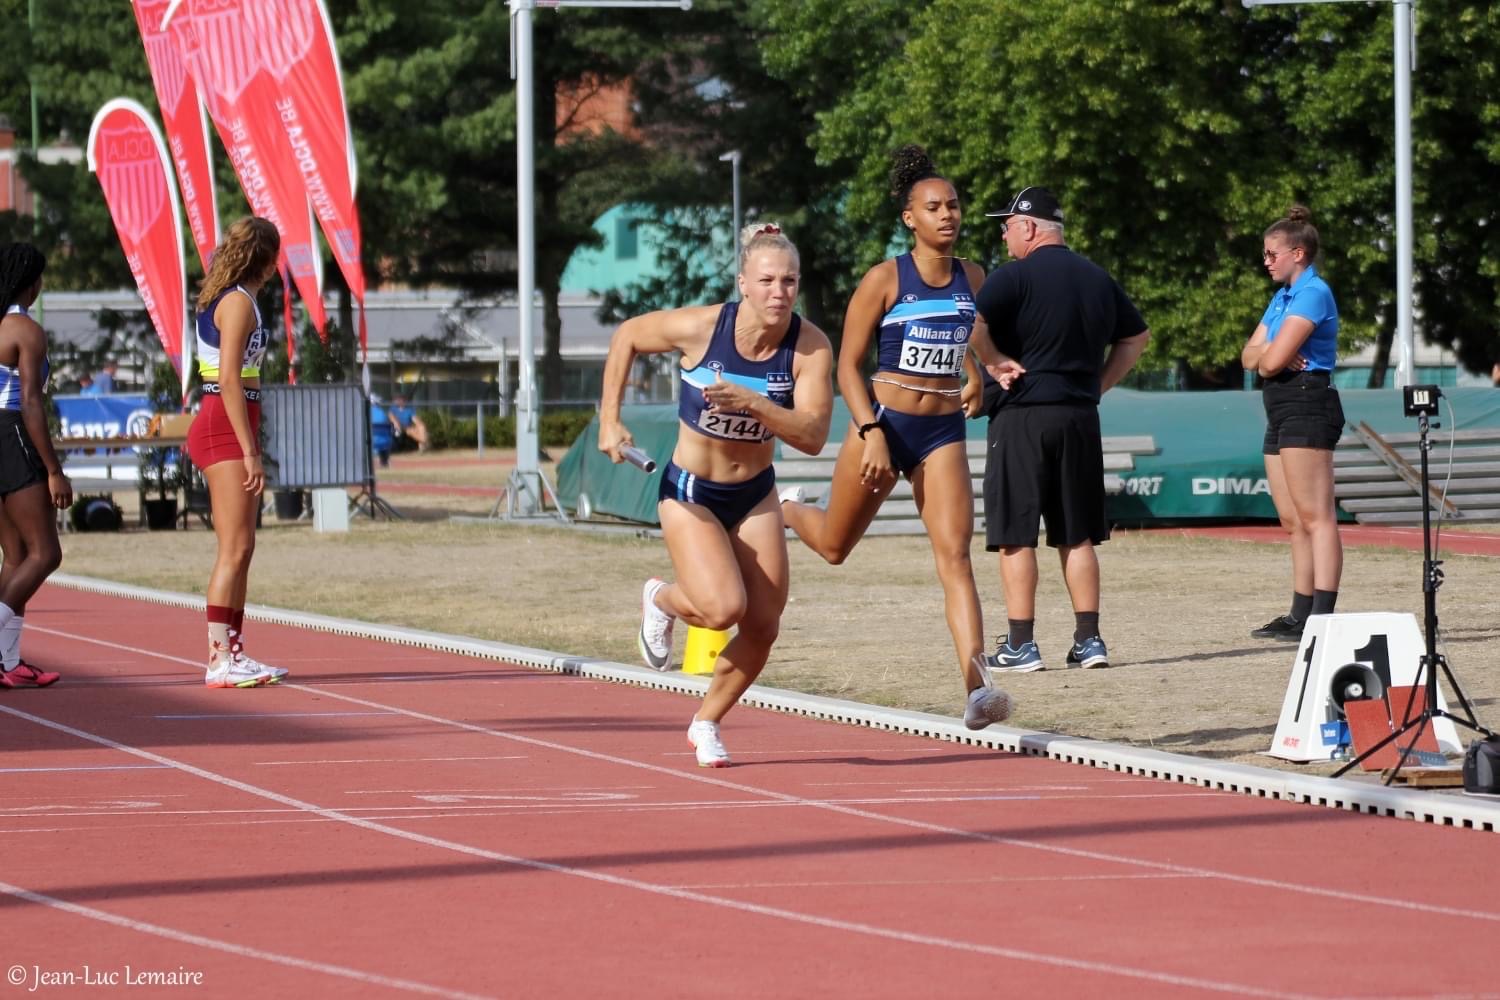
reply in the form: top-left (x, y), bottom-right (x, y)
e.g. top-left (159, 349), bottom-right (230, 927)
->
top-left (678, 301), bottom-right (800, 443)
top-left (876, 254), bottom-right (975, 379)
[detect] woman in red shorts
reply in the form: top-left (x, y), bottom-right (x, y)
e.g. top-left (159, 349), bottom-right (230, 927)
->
top-left (187, 217), bottom-right (288, 688)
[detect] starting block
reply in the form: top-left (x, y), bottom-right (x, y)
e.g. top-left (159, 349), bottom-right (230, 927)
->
top-left (1267, 612), bottom-right (1460, 762)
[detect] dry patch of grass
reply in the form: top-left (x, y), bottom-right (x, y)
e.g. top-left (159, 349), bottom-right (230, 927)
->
top-left (59, 449), bottom-right (1500, 776)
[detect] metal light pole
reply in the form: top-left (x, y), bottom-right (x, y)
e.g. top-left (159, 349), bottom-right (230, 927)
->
top-left (502, 0), bottom-right (692, 519)
top-left (719, 149), bottom-right (741, 274)
top-left (28, 0), bottom-right (43, 323)
top-left (1243, 0), bottom-right (1416, 388)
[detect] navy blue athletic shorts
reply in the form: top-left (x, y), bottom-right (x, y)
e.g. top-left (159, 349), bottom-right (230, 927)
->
top-left (873, 404), bottom-right (967, 478)
top-left (658, 461), bottom-right (777, 530)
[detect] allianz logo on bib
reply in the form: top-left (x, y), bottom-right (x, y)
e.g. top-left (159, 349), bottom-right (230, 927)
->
top-left (906, 323), bottom-right (968, 344)
top-left (1192, 477), bottom-right (1270, 495)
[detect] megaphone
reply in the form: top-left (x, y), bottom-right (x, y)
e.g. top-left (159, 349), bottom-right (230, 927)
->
top-left (1329, 662), bottom-right (1385, 718)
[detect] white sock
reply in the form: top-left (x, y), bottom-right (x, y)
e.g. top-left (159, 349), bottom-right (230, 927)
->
top-left (1, 615), bottom-right (23, 671)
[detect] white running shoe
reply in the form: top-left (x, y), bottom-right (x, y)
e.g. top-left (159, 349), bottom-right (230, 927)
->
top-left (229, 631), bottom-right (288, 684)
top-left (638, 578), bottom-right (675, 670)
top-left (205, 658), bottom-right (272, 689)
top-left (687, 719), bottom-right (731, 767)
top-left (235, 650), bottom-right (289, 684)
top-left (963, 658), bottom-right (1014, 730)
top-left (778, 485), bottom-right (805, 505)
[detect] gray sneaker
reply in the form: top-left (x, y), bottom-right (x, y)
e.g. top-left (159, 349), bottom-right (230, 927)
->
top-left (992, 640), bottom-right (1045, 673)
top-left (637, 578), bottom-right (674, 670)
top-left (1066, 635), bottom-right (1110, 669)
top-left (963, 677), bottom-right (1014, 731)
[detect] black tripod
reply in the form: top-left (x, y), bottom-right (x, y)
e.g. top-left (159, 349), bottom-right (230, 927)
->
top-left (1334, 395), bottom-right (1493, 782)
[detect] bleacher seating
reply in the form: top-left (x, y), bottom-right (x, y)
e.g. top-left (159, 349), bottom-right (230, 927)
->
top-left (1335, 424), bottom-right (1500, 524)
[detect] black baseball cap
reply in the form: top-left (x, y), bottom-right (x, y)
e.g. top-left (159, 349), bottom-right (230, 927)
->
top-left (985, 186), bottom-right (1065, 223)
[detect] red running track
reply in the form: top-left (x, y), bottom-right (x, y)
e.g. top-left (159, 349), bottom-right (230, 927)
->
top-left (1, 584), bottom-right (1496, 999)
top-left (1158, 523), bottom-right (1500, 557)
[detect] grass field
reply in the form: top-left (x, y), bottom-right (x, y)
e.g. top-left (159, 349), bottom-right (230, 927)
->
top-left (59, 448), bottom-right (1500, 776)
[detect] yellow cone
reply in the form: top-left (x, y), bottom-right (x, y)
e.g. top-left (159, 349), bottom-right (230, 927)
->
top-left (682, 625), bottom-right (729, 676)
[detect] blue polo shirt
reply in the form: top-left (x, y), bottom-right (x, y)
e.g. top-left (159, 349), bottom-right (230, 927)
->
top-left (1259, 265), bottom-right (1339, 371)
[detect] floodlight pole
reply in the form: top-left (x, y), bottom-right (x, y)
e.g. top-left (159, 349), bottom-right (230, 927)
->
top-left (504, 0), bottom-right (692, 518)
top-left (28, 0), bottom-right (42, 323)
top-left (719, 149), bottom-right (741, 274)
top-left (1242, 0), bottom-right (1416, 388)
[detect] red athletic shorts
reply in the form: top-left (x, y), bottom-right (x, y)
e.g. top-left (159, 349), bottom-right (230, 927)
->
top-left (187, 391), bottom-right (261, 469)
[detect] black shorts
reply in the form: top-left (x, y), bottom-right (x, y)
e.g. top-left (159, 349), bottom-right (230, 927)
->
top-left (1262, 371), bottom-right (1344, 453)
top-left (0, 410), bottom-right (47, 497)
top-left (983, 404), bottom-right (1109, 550)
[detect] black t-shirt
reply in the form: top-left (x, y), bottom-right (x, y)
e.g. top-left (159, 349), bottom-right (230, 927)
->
top-left (976, 245), bottom-right (1145, 409)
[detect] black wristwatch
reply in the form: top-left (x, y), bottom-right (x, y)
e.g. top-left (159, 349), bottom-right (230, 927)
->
top-left (857, 421), bottom-right (881, 440)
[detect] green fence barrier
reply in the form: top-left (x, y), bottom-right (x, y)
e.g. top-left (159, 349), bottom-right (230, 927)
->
top-left (556, 388), bottom-right (1500, 526)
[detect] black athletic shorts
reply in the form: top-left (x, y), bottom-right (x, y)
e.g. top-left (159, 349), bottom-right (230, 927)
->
top-left (1261, 370), bottom-right (1344, 453)
top-left (0, 410), bottom-right (48, 497)
top-left (984, 403), bottom-right (1109, 550)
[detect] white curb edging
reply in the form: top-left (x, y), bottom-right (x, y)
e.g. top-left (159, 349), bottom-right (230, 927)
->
top-left (50, 573), bottom-right (1500, 834)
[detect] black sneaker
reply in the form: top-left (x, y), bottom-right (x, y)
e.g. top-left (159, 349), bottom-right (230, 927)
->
top-left (1251, 615), bottom-right (1303, 641)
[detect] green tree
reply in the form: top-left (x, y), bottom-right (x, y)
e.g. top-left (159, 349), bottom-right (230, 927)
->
top-left (760, 0), bottom-right (1500, 384)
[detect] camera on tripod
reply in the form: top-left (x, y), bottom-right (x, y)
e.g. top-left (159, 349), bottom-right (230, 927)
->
top-left (1402, 383), bottom-right (1442, 418)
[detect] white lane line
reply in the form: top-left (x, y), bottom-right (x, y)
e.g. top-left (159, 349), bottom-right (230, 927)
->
top-left (0, 773), bottom-right (171, 779)
top-left (678, 873), bottom-right (1203, 891)
top-left (0, 877), bottom-right (495, 1000)
top-left (0, 703), bottom-right (1320, 999)
top-left (25, 625), bottom-right (1500, 925)
top-left (152, 712), bottom-right (397, 720)
top-left (254, 756), bottom-right (528, 766)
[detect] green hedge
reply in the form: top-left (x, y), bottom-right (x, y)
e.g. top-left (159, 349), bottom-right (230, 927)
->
top-left (419, 407), bottom-right (595, 452)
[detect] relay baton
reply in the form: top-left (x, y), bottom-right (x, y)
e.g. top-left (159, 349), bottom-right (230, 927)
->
top-left (621, 445), bottom-right (657, 473)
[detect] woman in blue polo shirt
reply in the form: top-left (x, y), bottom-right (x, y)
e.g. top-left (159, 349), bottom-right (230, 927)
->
top-left (1240, 204), bottom-right (1343, 641)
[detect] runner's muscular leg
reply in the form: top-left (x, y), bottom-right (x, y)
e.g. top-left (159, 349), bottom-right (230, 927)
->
top-left (912, 442), bottom-right (987, 691)
top-left (697, 492), bottom-right (789, 723)
top-left (782, 424), bottom-right (893, 565)
top-left (658, 500), bottom-right (747, 631)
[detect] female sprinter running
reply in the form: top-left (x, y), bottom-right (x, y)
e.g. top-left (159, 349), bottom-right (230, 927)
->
top-left (598, 223), bottom-right (833, 767)
top-left (779, 145), bottom-right (1018, 731)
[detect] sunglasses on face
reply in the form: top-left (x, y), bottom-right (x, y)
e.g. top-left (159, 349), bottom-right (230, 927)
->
top-left (1263, 246), bottom-right (1301, 263)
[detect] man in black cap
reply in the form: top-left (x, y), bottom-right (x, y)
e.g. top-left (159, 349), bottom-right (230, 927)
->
top-left (976, 186), bottom-right (1150, 673)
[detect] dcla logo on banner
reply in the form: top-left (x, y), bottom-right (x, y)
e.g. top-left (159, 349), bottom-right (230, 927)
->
top-left (194, 0), bottom-right (260, 102)
top-left (95, 120), bottom-right (167, 242)
top-left (244, 0), bottom-right (317, 79)
top-left (138, 0), bottom-right (189, 112)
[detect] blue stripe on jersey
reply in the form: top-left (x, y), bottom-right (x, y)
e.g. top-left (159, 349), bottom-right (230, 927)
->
top-left (880, 300), bottom-right (971, 324)
top-left (680, 368), bottom-right (770, 394)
